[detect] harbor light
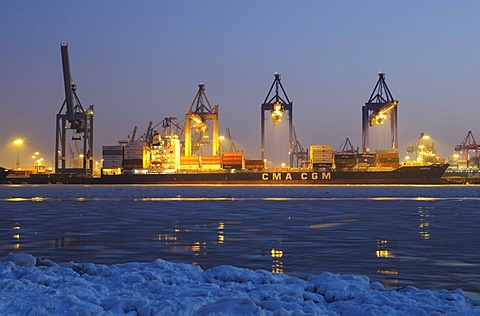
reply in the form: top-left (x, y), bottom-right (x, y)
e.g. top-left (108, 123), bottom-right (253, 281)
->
top-left (13, 138), bottom-right (24, 169)
top-left (271, 102), bottom-right (284, 125)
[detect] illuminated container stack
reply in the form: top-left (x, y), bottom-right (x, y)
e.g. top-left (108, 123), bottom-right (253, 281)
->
top-left (179, 156), bottom-right (200, 170)
top-left (310, 145), bottom-right (333, 168)
top-left (222, 152), bottom-right (244, 169)
top-left (151, 135), bottom-right (181, 170)
top-left (200, 155), bottom-right (222, 170)
top-left (375, 150), bottom-right (400, 168)
top-left (123, 142), bottom-right (151, 170)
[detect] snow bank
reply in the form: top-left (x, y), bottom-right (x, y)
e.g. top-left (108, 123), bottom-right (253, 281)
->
top-left (0, 253), bottom-right (479, 315)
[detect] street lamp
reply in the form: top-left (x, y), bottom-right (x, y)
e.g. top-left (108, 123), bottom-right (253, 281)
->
top-left (13, 138), bottom-right (24, 169)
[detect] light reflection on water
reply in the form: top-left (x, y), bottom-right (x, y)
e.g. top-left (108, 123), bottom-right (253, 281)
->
top-left (0, 185), bottom-right (480, 297)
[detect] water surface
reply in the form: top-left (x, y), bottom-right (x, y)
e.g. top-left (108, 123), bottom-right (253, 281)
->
top-left (1, 184), bottom-right (479, 297)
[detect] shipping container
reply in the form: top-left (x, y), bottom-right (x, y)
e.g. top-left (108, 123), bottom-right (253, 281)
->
top-left (357, 153), bottom-right (376, 166)
top-left (103, 162), bottom-right (123, 169)
top-left (200, 164), bottom-right (222, 170)
top-left (244, 159), bottom-right (265, 170)
top-left (201, 155), bottom-right (222, 165)
top-left (179, 164), bottom-right (200, 170)
top-left (102, 146), bottom-right (123, 156)
top-left (334, 153), bottom-right (356, 169)
top-left (223, 152), bottom-right (244, 157)
top-left (310, 145), bottom-right (333, 164)
top-left (312, 163), bottom-right (333, 169)
top-left (180, 156), bottom-right (200, 163)
top-left (123, 158), bottom-right (143, 169)
top-left (222, 164), bottom-right (243, 170)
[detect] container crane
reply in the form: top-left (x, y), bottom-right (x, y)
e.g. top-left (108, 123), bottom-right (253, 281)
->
top-left (224, 128), bottom-right (240, 152)
top-left (261, 73), bottom-right (294, 166)
top-left (335, 137), bottom-right (358, 154)
top-left (161, 117), bottom-right (184, 138)
top-left (454, 130), bottom-right (479, 160)
top-left (407, 132), bottom-right (436, 165)
top-left (362, 72), bottom-right (398, 153)
top-left (184, 84), bottom-right (219, 156)
top-left (290, 126), bottom-right (308, 168)
top-left (55, 42), bottom-right (94, 175)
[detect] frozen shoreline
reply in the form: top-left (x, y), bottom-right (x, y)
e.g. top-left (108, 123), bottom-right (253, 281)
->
top-left (1, 253), bottom-right (479, 315)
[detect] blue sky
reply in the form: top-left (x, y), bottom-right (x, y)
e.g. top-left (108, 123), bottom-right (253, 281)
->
top-left (1, 1), bottom-right (480, 167)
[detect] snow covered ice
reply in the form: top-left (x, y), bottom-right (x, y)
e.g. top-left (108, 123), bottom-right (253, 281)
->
top-left (1, 253), bottom-right (479, 315)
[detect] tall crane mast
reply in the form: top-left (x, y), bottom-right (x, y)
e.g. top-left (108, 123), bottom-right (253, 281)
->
top-left (55, 42), bottom-right (94, 175)
top-left (362, 72), bottom-right (398, 153)
top-left (261, 73), bottom-right (294, 166)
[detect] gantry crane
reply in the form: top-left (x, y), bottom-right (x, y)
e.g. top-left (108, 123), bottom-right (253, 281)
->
top-left (362, 72), bottom-right (398, 153)
top-left (261, 73), bottom-right (294, 166)
top-left (224, 128), bottom-right (240, 153)
top-left (454, 131), bottom-right (480, 160)
top-left (407, 132), bottom-right (436, 164)
top-left (161, 117), bottom-right (184, 138)
top-left (184, 84), bottom-right (219, 156)
top-left (55, 42), bottom-right (94, 175)
top-left (335, 137), bottom-right (358, 154)
top-left (290, 126), bottom-right (308, 168)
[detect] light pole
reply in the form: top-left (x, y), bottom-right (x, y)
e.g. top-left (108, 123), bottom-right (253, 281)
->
top-left (13, 138), bottom-right (24, 170)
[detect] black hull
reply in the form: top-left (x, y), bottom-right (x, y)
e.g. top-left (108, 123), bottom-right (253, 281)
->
top-left (98, 164), bottom-right (449, 185)
top-left (0, 167), bottom-right (11, 184)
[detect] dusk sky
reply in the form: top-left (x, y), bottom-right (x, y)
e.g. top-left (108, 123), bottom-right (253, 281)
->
top-left (2, 1), bottom-right (480, 168)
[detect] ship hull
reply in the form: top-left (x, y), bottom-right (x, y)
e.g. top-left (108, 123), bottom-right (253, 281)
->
top-left (0, 167), bottom-right (11, 183)
top-left (98, 164), bottom-right (449, 185)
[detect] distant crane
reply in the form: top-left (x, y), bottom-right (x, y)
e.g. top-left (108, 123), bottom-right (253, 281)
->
top-left (223, 128), bottom-right (240, 153)
top-left (119, 126), bottom-right (138, 145)
top-left (261, 73), bottom-right (294, 166)
top-left (335, 137), bottom-right (358, 154)
top-left (362, 72), bottom-right (398, 153)
top-left (454, 131), bottom-right (480, 160)
top-left (407, 132), bottom-right (436, 164)
top-left (161, 117), bottom-right (184, 138)
top-left (55, 42), bottom-right (94, 175)
top-left (290, 126), bottom-right (308, 168)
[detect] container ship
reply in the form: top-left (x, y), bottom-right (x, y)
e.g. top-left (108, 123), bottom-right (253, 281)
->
top-left (96, 142), bottom-right (448, 185)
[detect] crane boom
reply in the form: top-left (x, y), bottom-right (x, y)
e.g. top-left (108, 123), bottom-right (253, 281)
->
top-left (60, 42), bottom-right (75, 122)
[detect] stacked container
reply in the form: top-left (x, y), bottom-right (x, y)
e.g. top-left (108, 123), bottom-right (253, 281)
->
top-left (244, 159), bottom-right (265, 170)
top-left (201, 155), bottom-right (222, 170)
top-left (179, 156), bottom-right (200, 170)
top-left (123, 142), bottom-right (150, 170)
top-left (222, 152), bottom-right (244, 169)
top-left (357, 153), bottom-right (376, 168)
top-left (334, 153), bottom-right (356, 169)
top-left (310, 145), bottom-right (333, 168)
top-left (375, 150), bottom-right (400, 168)
top-left (102, 145), bottom-right (123, 169)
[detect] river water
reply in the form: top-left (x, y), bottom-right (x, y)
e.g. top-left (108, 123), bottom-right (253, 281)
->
top-left (1, 184), bottom-right (479, 297)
